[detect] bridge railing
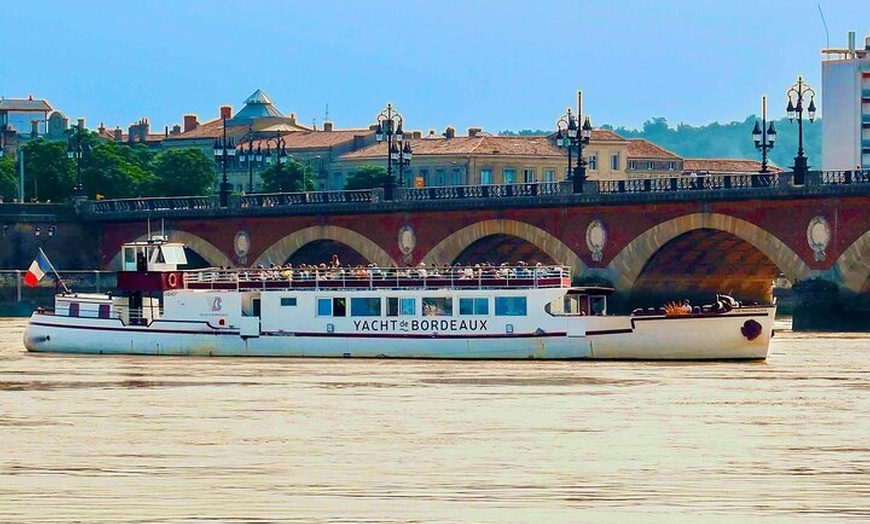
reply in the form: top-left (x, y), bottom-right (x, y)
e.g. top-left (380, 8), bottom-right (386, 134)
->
top-left (239, 189), bottom-right (377, 208)
top-left (597, 172), bottom-right (780, 194)
top-left (75, 169), bottom-right (868, 216)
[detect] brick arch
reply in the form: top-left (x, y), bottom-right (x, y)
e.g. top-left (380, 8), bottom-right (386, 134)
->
top-left (608, 212), bottom-right (813, 290)
top-left (254, 225), bottom-right (396, 267)
top-left (834, 230), bottom-right (870, 293)
top-left (420, 219), bottom-right (586, 275)
top-left (106, 230), bottom-right (232, 270)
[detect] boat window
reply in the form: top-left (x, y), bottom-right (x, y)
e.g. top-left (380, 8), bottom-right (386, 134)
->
top-left (317, 298), bottom-right (331, 316)
top-left (422, 297), bottom-right (452, 316)
top-left (459, 297), bottom-right (489, 315)
top-left (160, 245), bottom-right (188, 265)
top-left (317, 297), bottom-right (347, 317)
top-left (351, 297), bottom-right (381, 317)
top-left (495, 296), bottom-right (527, 316)
top-left (280, 297), bottom-right (297, 307)
top-left (590, 296), bottom-right (606, 316)
top-left (386, 297), bottom-right (416, 317)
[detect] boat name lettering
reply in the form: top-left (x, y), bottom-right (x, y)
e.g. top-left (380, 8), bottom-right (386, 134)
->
top-left (353, 319), bottom-right (488, 332)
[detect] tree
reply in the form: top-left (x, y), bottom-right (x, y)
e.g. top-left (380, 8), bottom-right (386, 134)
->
top-left (20, 140), bottom-right (75, 202)
top-left (344, 165), bottom-right (390, 190)
top-left (82, 142), bottom-right (156, 199)
top-left (0, 157), bottom-right (18, 202)
top-left (259, 159), bottom-right (315, 192)
top-left (148, 148), bottom-right (216, 197)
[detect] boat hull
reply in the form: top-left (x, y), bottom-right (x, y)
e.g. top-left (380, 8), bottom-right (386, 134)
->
top-left (23, 307), bottom-right (775, 360)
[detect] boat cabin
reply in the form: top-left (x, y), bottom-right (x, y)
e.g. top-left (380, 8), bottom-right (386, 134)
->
top-left (121, 236), bottom-right (188, 273)
top-left (557, 286), bottom-right (613, 316)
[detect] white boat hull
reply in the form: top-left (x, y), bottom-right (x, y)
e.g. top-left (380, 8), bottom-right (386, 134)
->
top-left (23, 307), bottom-right (775, 360)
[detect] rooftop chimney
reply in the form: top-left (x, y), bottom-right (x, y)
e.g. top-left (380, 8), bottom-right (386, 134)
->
top-left (183, 114), bottom-right (199, 132)
top-left (468, 127), bottom-right (482, 138)
top-left (219, 106), bottom-right (232, 120)
top-left (114, 127), bottom-right (122, 142)
top-left (323, 121), bottom-right (333, 132)
top-left (444, 126), bottom-right (455, 139)
top-left (77, 118), bottom-right (85, 129)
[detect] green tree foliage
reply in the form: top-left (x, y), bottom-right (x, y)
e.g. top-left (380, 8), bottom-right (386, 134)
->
top-left (0, 156), bottom-right (19, 202)
top-left (148, 148), bottom-right (217, 197)
top-left (344, 165), bottom-right (390, 190)
top-left (20, 139), bottom-right (75, 202)
top-left (83, 142), bottom-right (157, 199)
top-left (259, 160), bottom-right (315, 192)
top-left (601, 115), bottom-right (822, 170)
top-left (498, 129), bottom-right (551, 136)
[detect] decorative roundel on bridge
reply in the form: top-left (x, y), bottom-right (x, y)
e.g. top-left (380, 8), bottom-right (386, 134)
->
top-left (234, 229), bottom-right (251, 259)
top-left (398, 225), bottom-right (416, 262)
top-left (586, 220), bottom-right (607, 262)
top-left (806, 216), bottom-right (830, 262)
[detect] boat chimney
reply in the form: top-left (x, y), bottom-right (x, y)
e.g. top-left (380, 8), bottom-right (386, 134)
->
top-left (848, 30), bottom-right (856, 55)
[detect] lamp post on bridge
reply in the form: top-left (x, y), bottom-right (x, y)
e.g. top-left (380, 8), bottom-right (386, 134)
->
top-left (752, 95), bottom-right (777, 183)
top-left (263, 132), bottom-right (289, 192)
top-left (212, 109), bottom-right (235, 207)
top-left (786, 76), bottom-right (816, 186)
top-left (375, 103), bottom-right (412, 199)
top-left (237, 125), bottom-right (256, 193)
top-left (67, 129), bottom-right (91, 198)
top-left (555, 90), bottom-right (592, 193)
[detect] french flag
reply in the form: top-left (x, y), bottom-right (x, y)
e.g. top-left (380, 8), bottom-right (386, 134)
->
top-left (24, 251), bottom-right (52, 288)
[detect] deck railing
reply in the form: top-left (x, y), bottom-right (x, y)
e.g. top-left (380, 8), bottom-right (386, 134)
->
top-left (183, 264), bottom-right (572, 291)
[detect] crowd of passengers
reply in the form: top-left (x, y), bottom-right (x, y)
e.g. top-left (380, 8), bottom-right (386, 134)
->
top-left (203, 256), bottom-right (566, 282)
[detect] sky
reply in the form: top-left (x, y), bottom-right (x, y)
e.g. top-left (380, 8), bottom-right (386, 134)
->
top-left (1, 0), bottom-right (865, 135)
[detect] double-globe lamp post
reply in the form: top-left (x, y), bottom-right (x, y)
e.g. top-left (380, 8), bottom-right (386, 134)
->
top-left (237, 125), bottom-right (258, 193)
top-left (213, 109), bottom-right (236, 207)
top-left (555, 90), bottom-right (592, 193)
top-left (752, 95), bottom-right (777, 183)
top-left (786, 76), bottom-right (816, 186)
top-left (263, 133), bottom-right (289, 192)
top-left (376, 103), bottom-right (412, 200)
top-left (67, 132), bottom-right (91, 198)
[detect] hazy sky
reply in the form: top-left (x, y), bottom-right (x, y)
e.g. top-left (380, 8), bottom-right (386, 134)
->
top-left (1, 1), bottom-right (864, 134)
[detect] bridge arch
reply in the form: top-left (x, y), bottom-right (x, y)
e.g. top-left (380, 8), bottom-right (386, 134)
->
top-left (835, 230), bottom-right (870, 293)
top-left (106, 230), bottom-right (232, 270)
top-left (420, 219), bottom-right (586, 274)
top-left (254, 225), bottom-right (396, 267)
top-left (608, 212), bottom-right (813, 290)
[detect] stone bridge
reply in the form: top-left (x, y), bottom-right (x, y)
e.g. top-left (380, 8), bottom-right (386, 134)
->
top-left (80, 171), bottom-right (869, 330)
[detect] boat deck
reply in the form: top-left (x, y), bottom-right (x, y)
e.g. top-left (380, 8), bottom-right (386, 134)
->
top-left (183, 265), bottom-right (572, 292)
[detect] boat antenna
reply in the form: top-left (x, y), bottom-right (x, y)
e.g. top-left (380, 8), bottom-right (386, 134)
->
top-left (147, 217), bottom-right (152, 241)
top-left (161, 218), bottom-right (165, 239)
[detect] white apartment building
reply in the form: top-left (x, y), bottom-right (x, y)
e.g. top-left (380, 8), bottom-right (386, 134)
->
top-left (821, 31), bottom-right (870, 171)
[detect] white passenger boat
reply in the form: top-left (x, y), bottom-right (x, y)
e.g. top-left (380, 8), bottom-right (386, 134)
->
top-left (23, 237), bottom-right (776, 360)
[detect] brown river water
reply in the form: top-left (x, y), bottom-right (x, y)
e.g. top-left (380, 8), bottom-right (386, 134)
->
top-left (0, 317), bottom-right (867, 523)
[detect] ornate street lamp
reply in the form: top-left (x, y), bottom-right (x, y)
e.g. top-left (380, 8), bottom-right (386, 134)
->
top-left (67, 131), bottom-right (91, 197)
top-left (213, 111), bottom-right (235, 207)
top-left (752, 95), bottom-right (777, 180)
top-left (555, 90), bottom-right (592, 193)
top-left (786, 76), bottom-right (816, 186)
top-left (375, 103), bottom-right (412, 199)
top-left (263, 132), bottom-right (289, 191)
top-left (238, 125), bottom-right (256, 193)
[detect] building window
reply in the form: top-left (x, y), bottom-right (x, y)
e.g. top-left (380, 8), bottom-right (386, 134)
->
top-left (523, 169), bottom-right (536, 183)
top-left (480, 167), bottom-right (493, 185)
top-left (435, 168), bottom-right (445, 186)
top-left (629, 160), bottom-right (637, 170)
top-left (611, 153), bottom-right (620, 171)
top-left (503, 168), bottom-right (516, 184)
top-left (647, 161), bottom-right (655, 170)
top-left (668, 161), bottom-right (677, 171)
top-left (543, 169), bottom-right (555, 182)
top-left (451, 167), bottom-right (463, 185)
top-left (588, 154), bottom-right (597, 171)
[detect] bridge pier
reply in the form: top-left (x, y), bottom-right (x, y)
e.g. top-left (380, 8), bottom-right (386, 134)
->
top-left (791, 279), bottom-right (870, 332)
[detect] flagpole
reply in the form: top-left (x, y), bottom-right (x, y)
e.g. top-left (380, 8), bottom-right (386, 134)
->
top-left (39, 247), bottom-right (71, 294)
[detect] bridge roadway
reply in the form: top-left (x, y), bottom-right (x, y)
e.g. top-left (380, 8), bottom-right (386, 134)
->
top-left (2, 170), bottom-right (868, 330)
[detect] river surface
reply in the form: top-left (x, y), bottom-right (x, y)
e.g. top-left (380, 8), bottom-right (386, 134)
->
top-left (0, 317), bottom-right (867, 523)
